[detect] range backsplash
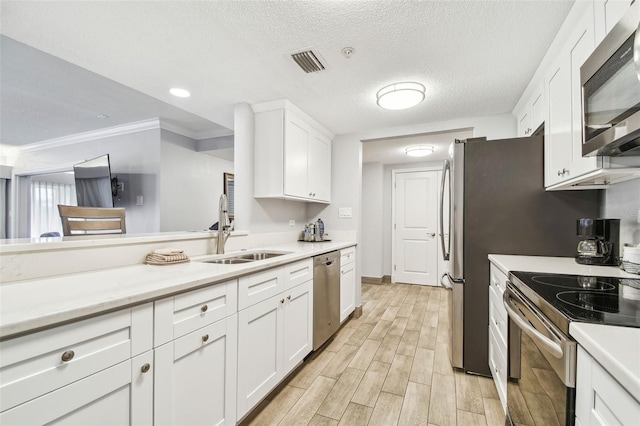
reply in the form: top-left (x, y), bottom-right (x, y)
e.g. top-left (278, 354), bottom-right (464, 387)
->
top-left (601, 179), bottom-right (640, 246)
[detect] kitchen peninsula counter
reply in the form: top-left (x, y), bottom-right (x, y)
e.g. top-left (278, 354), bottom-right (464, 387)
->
top-left (0, 240), bottom-right (355, 340)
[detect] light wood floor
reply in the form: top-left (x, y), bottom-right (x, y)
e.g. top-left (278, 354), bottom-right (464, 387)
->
top-left (241, 282), bottom-right (506, 426)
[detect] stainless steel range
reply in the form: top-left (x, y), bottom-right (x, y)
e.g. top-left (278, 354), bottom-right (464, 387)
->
top-left (504, 271), bottom-right (640, 426)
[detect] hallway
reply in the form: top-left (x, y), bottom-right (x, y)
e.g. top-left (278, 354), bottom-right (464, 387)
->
top-left (242, 282), bottom-right (505, 426)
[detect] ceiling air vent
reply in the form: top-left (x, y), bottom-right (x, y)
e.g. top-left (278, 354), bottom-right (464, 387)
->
top-left (291, 49), bottom-right (326, 73)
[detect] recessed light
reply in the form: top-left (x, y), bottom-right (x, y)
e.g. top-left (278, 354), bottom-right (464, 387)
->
top-left (170, 88), bottom-right (191, 98)
top-left (405, 145), bottom-right (434, 157)
top-left (377, 82), bottom-right (425, 110)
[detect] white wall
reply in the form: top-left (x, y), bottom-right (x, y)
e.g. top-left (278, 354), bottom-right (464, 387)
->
top-left (361, 162), bottom-right (384, 278)
top-left (159, 130), bottom-right (233, 232)
top-left (602, 179), bottom-right (640, 246)
top-left (10, 128), bottom-right (162, 236)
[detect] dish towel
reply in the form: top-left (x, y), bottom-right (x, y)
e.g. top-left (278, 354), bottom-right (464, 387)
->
top-left (145, 248), bottom-right (190, 265)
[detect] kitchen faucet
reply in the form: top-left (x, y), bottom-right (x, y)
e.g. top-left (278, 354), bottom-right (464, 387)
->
top-left (216, 193), bottom-right (233, 254)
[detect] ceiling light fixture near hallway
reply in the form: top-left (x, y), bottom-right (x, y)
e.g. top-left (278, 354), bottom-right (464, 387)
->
top-left (376, 82), bottom-right (425, 110)
top-left (405, 145), bottom-right (434, 157)
top-left (169, 87), bottom-right (191, 98)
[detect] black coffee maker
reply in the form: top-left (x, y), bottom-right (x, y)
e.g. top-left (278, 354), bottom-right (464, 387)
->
top-left (575, 218), bottom-right (621, 265)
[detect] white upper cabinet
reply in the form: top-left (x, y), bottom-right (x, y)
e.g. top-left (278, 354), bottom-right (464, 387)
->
top-left (545, 3), bottom-right (601, 188)
top-left (513, 0), bottom-right (640, 191)
top-left (515, 82), bottom-right (544, 137)
top-left (253, 100), bottom-right (333, 203)
top-left (594, 0), bottom-right (633, 44)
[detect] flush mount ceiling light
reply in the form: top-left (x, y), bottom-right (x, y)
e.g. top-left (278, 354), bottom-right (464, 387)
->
top-left (405, 145), bottom-right (434, 157)
top-left (376, 82), bottom-right (425, 110)
top-left (169, 87), bottom-right (191, 98)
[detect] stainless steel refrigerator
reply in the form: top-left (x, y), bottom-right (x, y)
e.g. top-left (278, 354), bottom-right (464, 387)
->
top-left (440, 135), bottom-right (600, 376)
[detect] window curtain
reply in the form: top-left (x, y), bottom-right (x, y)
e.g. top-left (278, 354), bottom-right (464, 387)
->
top-left (75, 177), bottom-right (112, 208)
top-left (30, 180), bottom-right (77, 238)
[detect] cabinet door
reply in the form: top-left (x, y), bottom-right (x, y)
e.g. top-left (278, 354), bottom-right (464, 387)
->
top-left (308, 132), bottom-right (331, 202)
top-left (576, 346), bottom-right (640, 426)
top-left (155, 315), bottom-right (237, 426)
top-left (545, 54), bottom-right (572, 187)
top-left (595, 0), bottom-right (633, 43)
top-left (282, 281), bottom-right (313, 374)
top-left (0, 352), bottom-right (153, 425)
top-left (237, 295), bottom-right (283, 419)
top-left (530, 86), bottom-right (545, 132)
top-left (517, 109), bottom-right (531, 137)
top-left (340, 260), bottom-right (356, 323)
top-left (284, 113), bottom-right (310, 199)
top-left (569, 4), bottom-right (599, 179)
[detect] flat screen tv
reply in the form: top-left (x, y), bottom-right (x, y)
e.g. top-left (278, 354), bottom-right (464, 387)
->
top-left (74, 154), bottom-right (114, 208)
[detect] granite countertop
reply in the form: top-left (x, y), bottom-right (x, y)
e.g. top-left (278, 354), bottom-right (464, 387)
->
top-left (0, 241), bottom-right (355, 340)
top-left (488, 254), bottom-right (640, 401)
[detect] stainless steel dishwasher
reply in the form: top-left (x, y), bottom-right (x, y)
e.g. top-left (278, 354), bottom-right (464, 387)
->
top-left (313, 251), bottom-right (341, 350)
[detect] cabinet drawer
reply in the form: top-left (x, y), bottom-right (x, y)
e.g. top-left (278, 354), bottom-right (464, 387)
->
top-left (239, 267), bottom-right (284, 310)
top-left (283, 259), bottom-right (313, 291)
top-left (490, 263), bottom-right (508, 294)
top-left (489, 325), bottom-right (507, 411)
top-left (154, 280), bottom-right (237, 346)
top-left (340, 247), bottom-right (356, 266)
top-left (0, 305), bottom-right (152, 412)
top-left (489, 285), bottom-right (508, 345)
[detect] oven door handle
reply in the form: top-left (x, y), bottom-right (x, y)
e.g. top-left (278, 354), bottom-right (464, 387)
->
top-left (502, 288), bottom-right (564, 359)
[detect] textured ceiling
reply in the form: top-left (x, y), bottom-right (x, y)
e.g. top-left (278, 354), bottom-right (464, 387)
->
top-left (1, 0), bottom-right (574, 139)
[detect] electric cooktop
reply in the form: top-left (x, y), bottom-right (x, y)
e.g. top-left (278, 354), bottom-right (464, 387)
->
top-left (509, 271), bottom-right (640, 330)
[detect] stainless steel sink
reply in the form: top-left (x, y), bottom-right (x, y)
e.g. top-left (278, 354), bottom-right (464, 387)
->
top-left (196, 251), bottom-right (290, 265)
top-left (204, 258), bottom-right (253, 264)
top-left (233, 252), bottom-right (287, 261)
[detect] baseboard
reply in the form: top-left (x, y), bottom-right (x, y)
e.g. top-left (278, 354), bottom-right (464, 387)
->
top-left (353, 305), bottom-right (363, 318)
top-left (361, 276), bottom-right (383, 285)
top-left (383, 275), bottom-right (391, 283)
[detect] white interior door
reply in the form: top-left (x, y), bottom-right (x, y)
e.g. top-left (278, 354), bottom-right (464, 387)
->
top-left (393, 170), bottom-right (439, 286)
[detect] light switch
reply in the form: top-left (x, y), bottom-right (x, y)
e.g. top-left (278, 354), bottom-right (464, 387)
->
top-left (136, 195), bottom-right (144, 206)
top-left (338, 207), bottom-right (352, 218)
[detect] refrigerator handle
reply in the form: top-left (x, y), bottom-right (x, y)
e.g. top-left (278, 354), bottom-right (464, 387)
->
top-left (440, 159), bottom-right (451, 261)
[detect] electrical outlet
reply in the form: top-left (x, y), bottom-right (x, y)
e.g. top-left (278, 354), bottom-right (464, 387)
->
top-left (289, 219), bottom-right (296, 226)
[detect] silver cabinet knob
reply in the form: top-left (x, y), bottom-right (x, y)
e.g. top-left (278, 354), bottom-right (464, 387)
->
top-left (201, 304), bottom-right (208, 313)
top-left (202, 334), bottom-right (209, 342)
top-left (141, 363), bottom-right (151, 373)
top-left (61, 350), bottom-right (75, 362)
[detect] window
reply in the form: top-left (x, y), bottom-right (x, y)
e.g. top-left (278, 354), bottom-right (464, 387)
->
top-left (31, 180), bottom-right (77, 238)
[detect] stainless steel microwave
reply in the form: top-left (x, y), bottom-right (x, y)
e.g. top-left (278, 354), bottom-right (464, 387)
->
top-left (581, 1), bottom-right (640, 156)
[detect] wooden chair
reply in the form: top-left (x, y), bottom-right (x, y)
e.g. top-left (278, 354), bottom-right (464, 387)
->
top-left (58, 205), bottom-right (126, 236)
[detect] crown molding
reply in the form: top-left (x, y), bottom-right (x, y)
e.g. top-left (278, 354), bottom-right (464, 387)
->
top-left (17, 119), bottom-right (161, 154)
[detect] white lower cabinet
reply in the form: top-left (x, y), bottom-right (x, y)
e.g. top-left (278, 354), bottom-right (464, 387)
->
top-left (0, 352), bottom-right (154, 425)
top-left (237, 280), bottom-right (313, 420)
top-left (340, 247), bottom-right (356, 323)
top-left (575, 346), bottom-right (640, 426)
top-left (155, 314), bottom-right (238, 426)
top-left (0, 304), bottom-right (154, 425)
top-left (488, 262), bottom-right (508, 412)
